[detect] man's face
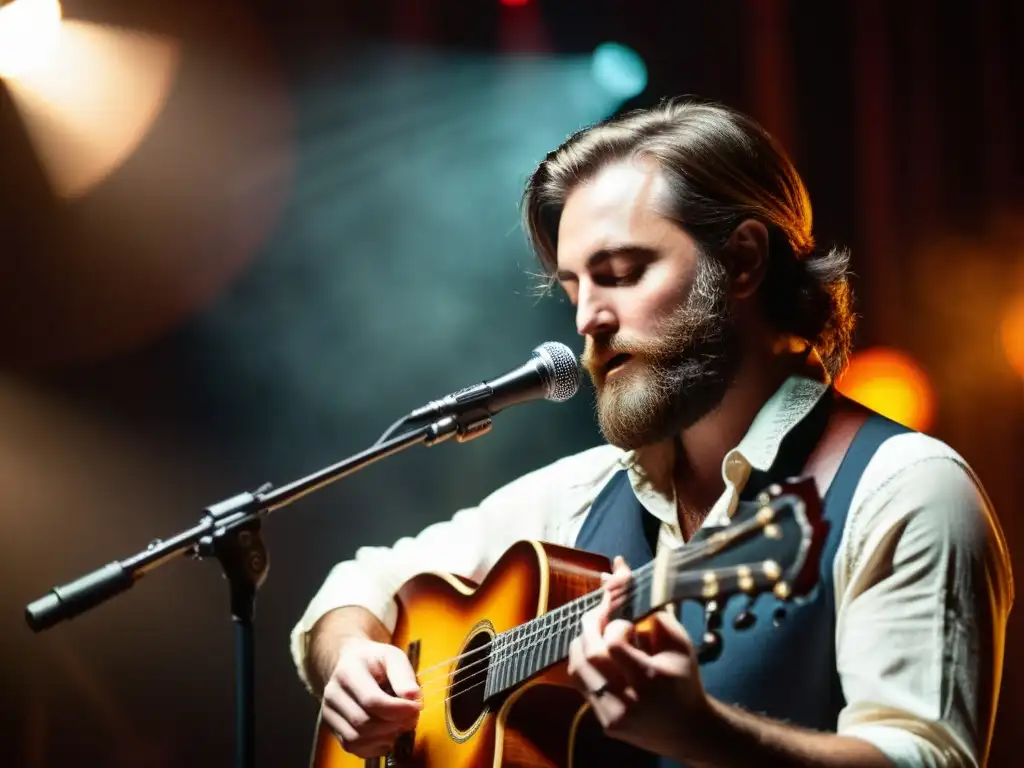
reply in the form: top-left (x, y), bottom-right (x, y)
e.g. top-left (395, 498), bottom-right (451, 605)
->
top-left (555, 158), bottom-right (740, 449)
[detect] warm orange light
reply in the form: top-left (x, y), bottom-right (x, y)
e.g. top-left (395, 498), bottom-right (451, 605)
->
top-left (0, 0), bottom-right (62, 78)
top-left (1000, 295), bottom-right (1024, 379)
top-left (837, 347), bottom-right (936, 431)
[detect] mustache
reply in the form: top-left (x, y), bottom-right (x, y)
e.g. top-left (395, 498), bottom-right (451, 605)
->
top-left (582, 336), bottom-right (649, 376)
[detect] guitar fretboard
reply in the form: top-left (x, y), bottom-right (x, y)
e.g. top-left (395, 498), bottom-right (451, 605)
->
top-left (482, 560), bottom-right (656, 700)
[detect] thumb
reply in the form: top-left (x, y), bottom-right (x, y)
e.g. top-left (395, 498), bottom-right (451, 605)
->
top-left (382, 645), bottom-right (422, 703)
top-left (650, 609), bottom-right (692, 652)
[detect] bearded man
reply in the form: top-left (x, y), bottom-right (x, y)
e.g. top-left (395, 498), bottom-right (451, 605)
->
top-left (291, 99), bottom-right (1013, 767)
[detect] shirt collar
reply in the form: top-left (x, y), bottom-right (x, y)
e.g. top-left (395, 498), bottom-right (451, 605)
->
top-left (620, 350), bottom-right (831, 529)
top-left (732, 356), bottom-right (830, 474)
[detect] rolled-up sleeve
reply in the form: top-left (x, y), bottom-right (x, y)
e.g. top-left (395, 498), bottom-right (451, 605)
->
top-left (288, 445), bottom-right (622, 691)
top-left (834, 444), bottom-right (1014, 767)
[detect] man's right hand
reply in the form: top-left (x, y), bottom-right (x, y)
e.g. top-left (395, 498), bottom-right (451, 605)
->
top-left (320, 635), bottom-right (423, 759)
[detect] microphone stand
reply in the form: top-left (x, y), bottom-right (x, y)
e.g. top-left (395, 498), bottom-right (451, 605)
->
top-left (23, 411), bottom-right (492, 768)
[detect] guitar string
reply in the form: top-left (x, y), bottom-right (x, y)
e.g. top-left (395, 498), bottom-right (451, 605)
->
top-left (405, 532), bottom-right (733, 692)
top-left (412, 575), bottom-right (628, 699)
top-left (407, 545), bottom-right (700, 696)
top-left (414, 570), bottom-right (655, 706)
top-left (409, 530), bottom-right (760, 700)
top-left (419, 558), bottom-right (755, 708)
top-left (411, 529), bottom-right (764, 702)
top-left (415, 583), bottom-right (627, 702)
top-left (418, 559), bottom-right (768, 718)
top-left (420, 569), bottom-right (663, 718)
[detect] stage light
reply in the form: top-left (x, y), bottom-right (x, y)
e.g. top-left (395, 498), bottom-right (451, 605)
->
top-left (500, 0), bottom-right (530, 6)
top-left (591, 42), bottom-right (647, 99)
top-left (837, 347), bottom-right (936, 431)
top-left (3, 19), bottom-right (181, 198)
top-left (0, 0), bottom-right (62, 79)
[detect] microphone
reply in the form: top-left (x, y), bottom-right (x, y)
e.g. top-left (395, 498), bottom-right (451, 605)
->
top-left (408, 341), bottom-right (580, 421)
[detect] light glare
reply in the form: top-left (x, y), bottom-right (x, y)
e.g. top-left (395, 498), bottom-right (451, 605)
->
top-left (0, 0), bottom-right (62, 78)
top-left (837, 347), bottom-right (936, 431)
top-left (4, 20), bottom-right (180, 198)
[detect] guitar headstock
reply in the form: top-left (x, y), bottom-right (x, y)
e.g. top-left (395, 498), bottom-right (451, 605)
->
top-left (639, 476), bottom-right (825, 657)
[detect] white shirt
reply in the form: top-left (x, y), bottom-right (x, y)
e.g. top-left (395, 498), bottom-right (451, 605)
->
top-left (291, 371), bottom-right (1014, 767)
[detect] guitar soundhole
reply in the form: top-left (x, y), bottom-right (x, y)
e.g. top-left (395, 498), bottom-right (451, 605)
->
top-left (447, 630), bottom-right (490, 735)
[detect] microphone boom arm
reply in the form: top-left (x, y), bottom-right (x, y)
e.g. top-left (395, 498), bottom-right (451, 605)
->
top-left (23, 413), bottom-right (469, 768)
top-left (25, 414), bottom-right (464, 631)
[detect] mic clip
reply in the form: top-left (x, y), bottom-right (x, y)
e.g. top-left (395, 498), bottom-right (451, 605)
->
top-left (420, 410), bottom-right (492, 446)
top-left (454, 410), bottom-right (492, 443)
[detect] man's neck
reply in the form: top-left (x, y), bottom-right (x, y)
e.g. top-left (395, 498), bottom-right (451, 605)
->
top-left (673, 342), bottom-right (809, 536)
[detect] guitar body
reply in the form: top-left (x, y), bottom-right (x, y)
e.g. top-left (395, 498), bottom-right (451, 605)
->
top-left (310, 477), bottom-right (823, 768)
top-left (310, 540), bottom-right (612, 768)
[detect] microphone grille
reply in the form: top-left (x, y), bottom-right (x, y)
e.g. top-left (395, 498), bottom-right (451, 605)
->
top-left (533, 341), bottom-right (581, 403)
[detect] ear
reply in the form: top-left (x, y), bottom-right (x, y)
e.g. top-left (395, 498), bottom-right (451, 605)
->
top-left (724, 219), bottom-right (770, 300)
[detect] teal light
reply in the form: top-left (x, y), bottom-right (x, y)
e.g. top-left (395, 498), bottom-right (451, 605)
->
top-left (591, 42), bottom-right (647, 99)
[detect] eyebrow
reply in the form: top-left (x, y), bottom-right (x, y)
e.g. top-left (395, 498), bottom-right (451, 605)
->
top-left (554, 244), bottom-right (659, 282)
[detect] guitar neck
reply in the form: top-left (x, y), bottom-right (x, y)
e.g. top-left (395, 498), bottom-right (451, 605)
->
top-left (480, 494), bottom-right (807, 701)
top-left (482, 559), bottom-right (658, 700)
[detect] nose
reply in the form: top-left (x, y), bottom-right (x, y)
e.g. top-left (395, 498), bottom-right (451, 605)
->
top-left (575, 283), bottom-right (618, 338)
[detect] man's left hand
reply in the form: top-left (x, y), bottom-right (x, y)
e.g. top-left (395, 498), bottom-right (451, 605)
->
top-left (567, 556), bottom-right (711, 759)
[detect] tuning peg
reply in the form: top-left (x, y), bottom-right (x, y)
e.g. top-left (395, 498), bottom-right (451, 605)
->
top-left (733, 597), bottom-right (756, 630)
top-left (698, 600), bottom-right (723, 662)
top-left (704, 600), bottom-right (722, 630)
top-left (697, 630), bottom-right (723, 663)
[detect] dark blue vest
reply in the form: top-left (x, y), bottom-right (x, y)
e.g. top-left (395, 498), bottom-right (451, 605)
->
top-left (573, 399), bottom-right (910, 766)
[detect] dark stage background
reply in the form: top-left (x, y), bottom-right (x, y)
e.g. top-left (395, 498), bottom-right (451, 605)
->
top-left (1, 0), bottom-right (1022, 765)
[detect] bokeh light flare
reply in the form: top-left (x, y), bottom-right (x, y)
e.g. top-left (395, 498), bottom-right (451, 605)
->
top-left (0, 0), bottom-right (62, 78)
top-left (3, 19), bottom-right (181, 198)
top-left (838, 346), bottom-right (936, 431)
top-left (1001, 294), bottom-right (1024, 380)
top-left (591, 42), bottom-right (647, 99)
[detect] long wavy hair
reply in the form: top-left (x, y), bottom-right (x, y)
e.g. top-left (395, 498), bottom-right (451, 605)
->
top-left (521, 97), bottom-right (856, 379)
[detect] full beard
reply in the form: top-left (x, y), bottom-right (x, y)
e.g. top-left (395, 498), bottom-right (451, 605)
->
top-left (583, 256), bottom-right (741, 450)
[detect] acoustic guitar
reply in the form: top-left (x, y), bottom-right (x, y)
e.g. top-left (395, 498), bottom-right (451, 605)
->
top-left (310, 477), bottom-right (824, 768)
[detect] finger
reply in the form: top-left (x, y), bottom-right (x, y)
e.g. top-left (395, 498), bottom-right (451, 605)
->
top-left (600, 556), bottom-right (631, 583)
top-left (321, 700), bottom-right (397, 758)
top-left (328, 724), bottom-right (393, 760)
top-left (604, 618), bottom-right (637, 650)
top-left (649, 610), bottom-right (694, 651)
top-left (579, 596), bottom-right (610, 656)
top-left (581, 610), bottom-right (641, 699)
top-left (593, 695), bottom-right (630, 734)
top-left (603, 619), bottom-right (649, 688)
top-left (324, 687), bottom-right (408, 741)
top-left (607, 557), bottom-right (632, 592)
top-left (350, 742), bottom-right (393, 760)
top-left (603, 559), bottom-right (634, 616)
top-left (602, 626), bottom-right (651, 671)
top-left (338, 661), bottom-right (421, 723)
top-left (320, 702), bottom-right (360, 746)
top-left (324, 685), bottom-right (371, 731)
top-left (381, 645), bottom-right (423, 703)
top-left (568, 636), bottom-right (609, 697)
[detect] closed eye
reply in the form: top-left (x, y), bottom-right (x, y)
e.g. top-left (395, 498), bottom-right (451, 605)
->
top-left (556, 244), bottom-right (657, 300)
top-left (594, 265), bottom-right (646, 287)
